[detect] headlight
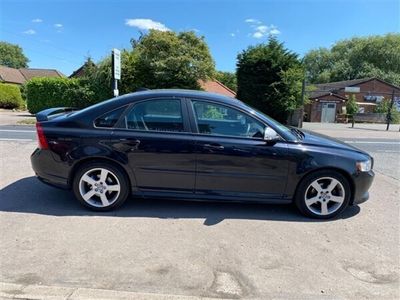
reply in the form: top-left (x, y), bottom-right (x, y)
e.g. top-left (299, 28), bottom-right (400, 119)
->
top-left (356, 159), bottom-right (372, 172)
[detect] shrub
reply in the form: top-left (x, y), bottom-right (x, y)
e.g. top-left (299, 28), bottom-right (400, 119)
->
top-left (374, 99), bottom-right (400, 124)
top-left (0, 83), bottom-right (24, 109)
top-left (346, 95), bottom-right (359, 116)
top-left (26, 77), bottom-right (95, 114)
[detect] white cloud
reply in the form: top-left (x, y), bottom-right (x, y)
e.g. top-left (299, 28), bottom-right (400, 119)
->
top-left (269, 28), bottom-right (281, 35)
top-left (125, 18), bottom-right (170, 31)
top-left (252, 32), bottom-right (263, 39)
top-left (245, 18), bottom-right (261, 24)
top-left (32, 18), bottom-right (43, 23)
top-left (23, 29), bottom-right (36, 35)
top-left (249, 22), bottom-right (281, 39)
top-left (54, 23), bottom-right (63, 28)
top-left (230, 33), bottom-right (236, 37)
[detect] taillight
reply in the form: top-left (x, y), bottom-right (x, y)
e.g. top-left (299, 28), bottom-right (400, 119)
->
top-left (36, 122), bottom-right (49, 149)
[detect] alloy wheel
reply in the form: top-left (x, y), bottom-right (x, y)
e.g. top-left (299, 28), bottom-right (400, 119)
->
top-left (78, 168), bottom-right (121, 208)
top-left (304, 177), bottom-right (345, 216)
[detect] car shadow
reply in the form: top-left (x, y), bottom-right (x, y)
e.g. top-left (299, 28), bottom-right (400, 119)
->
top-left (0, 177), bottom-right (360, 225)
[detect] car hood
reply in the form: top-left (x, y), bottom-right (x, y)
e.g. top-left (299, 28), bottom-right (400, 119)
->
top-left (298, 129), bottom-right (367, 154)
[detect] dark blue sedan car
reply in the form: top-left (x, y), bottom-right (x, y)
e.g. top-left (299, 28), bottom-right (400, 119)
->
top-left (31, 90), bottom-right (374, 219)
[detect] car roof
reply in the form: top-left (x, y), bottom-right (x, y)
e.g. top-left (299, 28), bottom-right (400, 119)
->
top-left (121, 89), bottom-right (240, 105)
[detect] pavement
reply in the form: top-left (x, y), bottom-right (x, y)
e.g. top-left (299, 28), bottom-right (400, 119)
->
top-left (0, 114), bottom-right (399, 299)
top-left (0, 109), bottom-right (35, 126)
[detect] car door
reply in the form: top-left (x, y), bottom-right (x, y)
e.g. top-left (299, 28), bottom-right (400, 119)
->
top-left (188, 99), bottom-right (289, 201)
top-left (111, 98), bottom-right (196, 197)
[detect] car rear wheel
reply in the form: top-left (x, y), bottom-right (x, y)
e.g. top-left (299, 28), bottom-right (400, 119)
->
top-left (295, 170), bottom-right (351, 219)
top-left (72, 162), bottom-right (129, 211)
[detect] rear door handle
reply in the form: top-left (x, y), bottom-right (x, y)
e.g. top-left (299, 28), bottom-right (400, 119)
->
top-left (203, 143), bottom-right (224, 151)
top-left (119, 138), bottom-right (140, 145)
top-left (119, 138), bottom-right (141, 151)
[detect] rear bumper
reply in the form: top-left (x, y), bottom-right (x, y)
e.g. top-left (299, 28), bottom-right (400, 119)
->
top-left (351, 170), bottom-right (374, 205)
top-left (31, 148), bottom-right (70, 189)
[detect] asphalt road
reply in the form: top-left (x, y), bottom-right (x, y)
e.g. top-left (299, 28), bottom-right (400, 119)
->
top-left (1, 125), bottom-right (398, 179)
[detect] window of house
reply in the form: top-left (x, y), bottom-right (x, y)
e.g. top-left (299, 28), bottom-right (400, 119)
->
top-left (94, 106), bottom-right (127, 128)
top-left (124, 99), bottom-right (184, 132)
top-left (191, 101), bottom-right (265, 138)
top-left (364, 95), bottom-right (384, 103)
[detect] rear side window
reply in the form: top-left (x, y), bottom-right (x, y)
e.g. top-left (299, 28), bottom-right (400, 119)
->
top-left (124, 99), bottom-right (184, 132)
top-left (94, 106), bottom-right (126, 128)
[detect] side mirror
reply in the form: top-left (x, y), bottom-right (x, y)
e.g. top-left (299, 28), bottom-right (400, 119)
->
top-left (264, 127), bottom-right (280, 143)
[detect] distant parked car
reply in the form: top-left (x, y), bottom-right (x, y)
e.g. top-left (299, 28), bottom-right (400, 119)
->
top-left (31, 90), bottom-right (374, 219)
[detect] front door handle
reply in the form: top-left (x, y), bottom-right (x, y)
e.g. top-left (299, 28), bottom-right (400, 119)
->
top-left (203, 143), bottom-right (224, 151)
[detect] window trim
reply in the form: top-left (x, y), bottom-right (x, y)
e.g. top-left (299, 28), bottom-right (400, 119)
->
top-left (116, 97), bottom-right (191, 134)
top-left (93, 105), bottom-right (130, 130)
top-left (186, 98), bottom-right (272, 141)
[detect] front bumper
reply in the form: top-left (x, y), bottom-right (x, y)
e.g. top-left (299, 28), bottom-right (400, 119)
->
top-left (351, 170), bottom-right (375, 205)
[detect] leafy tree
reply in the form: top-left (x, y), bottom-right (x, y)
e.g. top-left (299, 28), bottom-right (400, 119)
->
top-left (215, 71), bottom-right (237, 92)
top-left (0, 42), bottom-right (29, 68)
top-left (130, 30), bottom-right (215, 90)
top-left (236, 37), bottom-right (304, 122)
top-left (303, 48), bottom-right (332, 83)
top-left (304, 34), bottom-right (400, 86)
top-left (82, 30), bottom-right (215, 102)
top-left (346, 95), bottom-right (359, 116)
top-left (374, 99), bottom-right (400, 123)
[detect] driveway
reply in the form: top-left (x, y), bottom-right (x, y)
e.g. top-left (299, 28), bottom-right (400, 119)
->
top-left (0, 129), bottom-right (399, 299)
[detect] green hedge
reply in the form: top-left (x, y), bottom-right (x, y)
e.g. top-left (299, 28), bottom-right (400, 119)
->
top-left (0, 83), bottom-right (24, 109)
top-left (26, 77), bottom-right (95, 114)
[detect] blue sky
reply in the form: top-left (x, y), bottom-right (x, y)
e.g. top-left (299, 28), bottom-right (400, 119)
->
top-left (1, 0), bottom-right (399, 76)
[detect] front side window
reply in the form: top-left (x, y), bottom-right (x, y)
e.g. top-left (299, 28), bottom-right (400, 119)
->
top-left (94, 106), bottom-right (126, 128)
top-left (124, 99), bottom-right (184, 132)
top-left (192, 101), bottom-right (265, 138)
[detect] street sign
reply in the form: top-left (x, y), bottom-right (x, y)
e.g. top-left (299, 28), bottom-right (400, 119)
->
top-left (112, 48), bottom-right (121, 80)
top-left (344, 86), bottom-right (360, 93)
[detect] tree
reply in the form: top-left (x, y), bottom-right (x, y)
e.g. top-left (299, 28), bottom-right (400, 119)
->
top-left (346, 95), bottom-right (359, 116)
top-left (374, 99), bottom-right (400, 124)
top-left (0, 42), bottom-right (29, 68)
top-left (304, 34), bottom-right (400, 86)
top-left (215, 71), bottom-right (237, 92)
top-left (236, 37), bottom-right (304, 122)
top-left (130, 30), bottom-right (215, 90)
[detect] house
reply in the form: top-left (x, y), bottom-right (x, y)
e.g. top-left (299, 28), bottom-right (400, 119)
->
top-left (198, 79), bottom-right (236, 97)
top-left (304, 78), bottom-right (400, 123)
top-left (0, 65), bottom-right (64, 85)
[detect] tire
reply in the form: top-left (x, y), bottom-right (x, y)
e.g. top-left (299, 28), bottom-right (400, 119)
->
top-left (72, 161), bottom-right (130, 211)
top-left (294, 170), bottom-right (351, 219)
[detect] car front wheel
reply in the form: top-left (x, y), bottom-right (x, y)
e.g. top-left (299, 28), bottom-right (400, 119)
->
top-left (295, 170), bottom-right (351, 219)
top-left (72, 162), bottom-right (129, 211)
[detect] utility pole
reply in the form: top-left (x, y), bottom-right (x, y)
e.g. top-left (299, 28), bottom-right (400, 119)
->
top-left (386, 89), bottom-right (395, 131)
top-left (298, 73), bottom-right (306, 128)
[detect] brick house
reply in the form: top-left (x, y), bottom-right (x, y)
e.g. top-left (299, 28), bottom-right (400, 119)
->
top-left (198, 79), bottom-right (236, 97)
top-left (304, 78), bottom-right (400, 123)
top-left (0, 65), bottom-right (64, 85)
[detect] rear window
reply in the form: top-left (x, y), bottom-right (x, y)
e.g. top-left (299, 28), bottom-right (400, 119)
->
top-left (94, 106), bottom-right (126, 128)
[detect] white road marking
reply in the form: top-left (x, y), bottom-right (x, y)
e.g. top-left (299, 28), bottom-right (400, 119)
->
top-left (0, 129), bottom-right (35, 133)
top-left (376, 150), bottom-right (400, 153)
top-left (0, 138), bottom-right (34, 141)
top-left (344, 141), bottom-right (400, 145)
